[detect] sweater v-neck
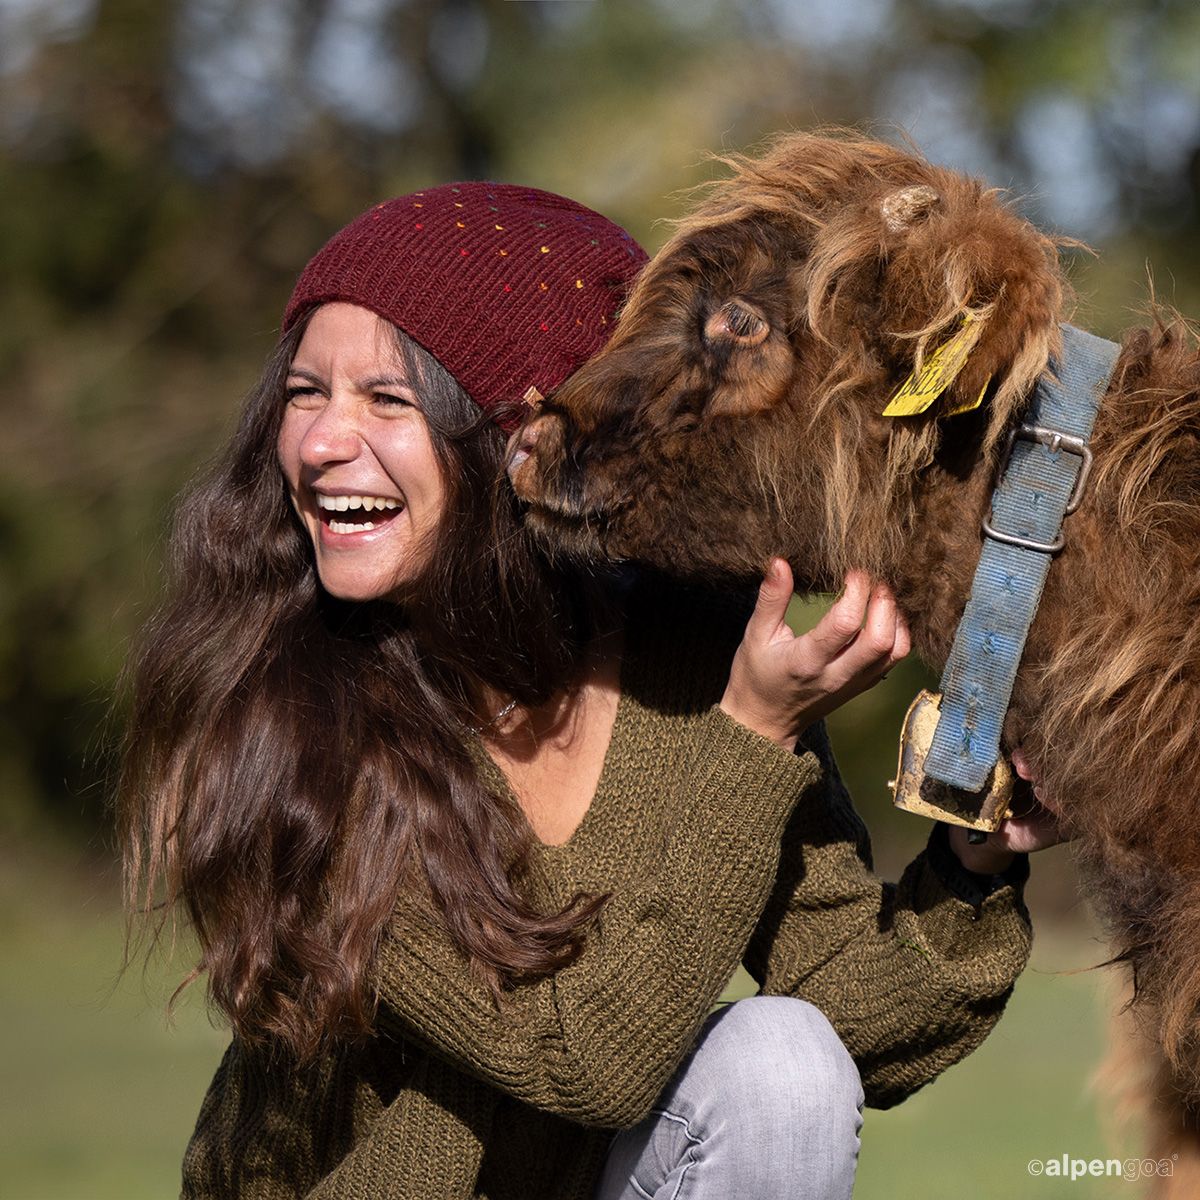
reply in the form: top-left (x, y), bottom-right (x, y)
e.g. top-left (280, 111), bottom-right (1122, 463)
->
top-left (472, 654), bottom-right (634, 863)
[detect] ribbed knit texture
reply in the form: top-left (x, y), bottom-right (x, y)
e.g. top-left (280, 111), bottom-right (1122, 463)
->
top-left (282, 182), bottom-right (647, 430)
top-left (180, 575), bottom-right (1033, 1199)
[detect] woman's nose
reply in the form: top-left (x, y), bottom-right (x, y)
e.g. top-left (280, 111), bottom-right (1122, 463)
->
top-left (299, 397), bottom-right (362, 468)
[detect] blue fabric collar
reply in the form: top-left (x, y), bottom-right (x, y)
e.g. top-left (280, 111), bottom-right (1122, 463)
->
top-left (923, 324), bottom-right (1120, 793)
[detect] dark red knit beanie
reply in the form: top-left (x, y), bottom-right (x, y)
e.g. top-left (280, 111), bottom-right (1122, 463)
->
top-left (282, 182), bottom-right (648, 431)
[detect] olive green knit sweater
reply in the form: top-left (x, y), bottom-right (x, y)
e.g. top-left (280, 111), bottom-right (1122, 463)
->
top-left (180, 577), bottom-right (1032, 1199)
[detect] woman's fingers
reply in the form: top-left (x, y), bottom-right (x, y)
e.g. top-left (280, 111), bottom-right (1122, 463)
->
top-left (861, 586), bottom-right (899, 660)
top-left (784, 574), bottom-right (911, 700)
top-left (818, 583), bottom-right (907, 687)
top-left (864, 582), bottom-right (911, 672)
top-left (1010, 746), bottom-right (1062, 818)
top-left (890, 604), bottom-right (912, 665)
top-left (1011, 747), bottom-right (1034, 782)
top-left (993, 800), bottom-right (1070, 852)
top-left (804, 571), bottom-right (872, 661)
top-left (746, 558), bottom-right (796, 647)
top-left (721, 566), bottom-right (909, 750)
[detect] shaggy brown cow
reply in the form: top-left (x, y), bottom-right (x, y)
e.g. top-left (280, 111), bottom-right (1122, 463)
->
top-left (509, 131), bottom-right (1200, 1188)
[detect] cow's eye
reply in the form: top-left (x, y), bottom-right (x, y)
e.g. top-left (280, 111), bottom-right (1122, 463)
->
top-left (703, 299), bottom-right (770, 347)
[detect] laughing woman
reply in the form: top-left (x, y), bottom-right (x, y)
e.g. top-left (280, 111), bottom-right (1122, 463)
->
top-left (117, 184), bottom-right (1060, 1200)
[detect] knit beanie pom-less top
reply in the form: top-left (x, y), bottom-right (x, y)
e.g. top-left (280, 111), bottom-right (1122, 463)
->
top-left (282, 182), bottom-right (649, 431)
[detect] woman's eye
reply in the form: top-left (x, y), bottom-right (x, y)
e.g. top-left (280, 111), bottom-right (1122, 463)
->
top-left (285, 386), bottom-right (323, 406)
top-left (374, 392), bottom-right (415, 408)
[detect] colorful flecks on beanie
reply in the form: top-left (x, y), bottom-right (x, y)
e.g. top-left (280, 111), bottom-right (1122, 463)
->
top-left (282, 182), bottom-right (648, 432)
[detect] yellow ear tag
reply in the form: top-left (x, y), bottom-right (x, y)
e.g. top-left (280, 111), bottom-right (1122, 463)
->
top-left (941, 375), bottom-right (992, 417)
top-left (882, 314), bottom-right (986, 416)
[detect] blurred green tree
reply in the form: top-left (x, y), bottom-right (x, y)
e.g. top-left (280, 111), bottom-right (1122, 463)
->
top-left (1, 0), bottom-right (1197, 856)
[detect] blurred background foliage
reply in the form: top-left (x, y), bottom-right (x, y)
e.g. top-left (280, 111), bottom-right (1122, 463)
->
top-left (2, 0), bottom-right (1198, 1195)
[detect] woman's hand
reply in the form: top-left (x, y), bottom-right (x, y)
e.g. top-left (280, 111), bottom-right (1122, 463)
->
top-left (947, 747), bottom-right (1073, 873)
top-left (720, 559), bottom-right (911, 753)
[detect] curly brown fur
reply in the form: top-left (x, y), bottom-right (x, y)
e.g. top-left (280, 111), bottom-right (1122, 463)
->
top-left (514, 129), bottom-right (1067, 591)
top-left (511, 131), bottom-right (1200, 1132)
top-left (1028, 317), bottom-right (1200, 1089)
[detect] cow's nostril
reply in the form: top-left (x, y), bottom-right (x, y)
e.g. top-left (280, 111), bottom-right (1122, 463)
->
top-left (505, 422), bottom-right (538, 473)
top-left (507, 445), bottom-right (532, 479)
top-left (506, 429), bottom-right (543, 483)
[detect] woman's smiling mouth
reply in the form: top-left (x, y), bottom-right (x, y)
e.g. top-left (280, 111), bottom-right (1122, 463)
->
top-left (315, 492), bottom-right (405, 535)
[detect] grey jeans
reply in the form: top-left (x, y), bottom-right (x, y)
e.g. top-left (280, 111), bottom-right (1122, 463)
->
top-left (593, 995), bottom-right (865, 1199)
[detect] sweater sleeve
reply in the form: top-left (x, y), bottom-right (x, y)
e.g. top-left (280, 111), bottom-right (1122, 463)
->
top-left (180, 1037), bottom-right (347, 1199)
top-left (179, 1030), bottom-right (494, 1200)
top-left (369, 705), bottom-right (823, 1131)
top-left (742, 720), bottom-right (1034, 1110)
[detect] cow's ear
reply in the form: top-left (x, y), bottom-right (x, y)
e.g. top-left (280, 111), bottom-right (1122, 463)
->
top-left (703, 298), bottom-right (770, 347)
top-left (870, 177), bottom-right (1063, 448)
top-left (879, 184), bottom-right (941, 232)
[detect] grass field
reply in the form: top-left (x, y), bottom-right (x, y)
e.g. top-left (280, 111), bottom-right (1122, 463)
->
top-left (1, 835), bottom-right (1141, 1200)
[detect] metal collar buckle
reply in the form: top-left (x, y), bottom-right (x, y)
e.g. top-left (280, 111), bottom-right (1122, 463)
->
top-left (980, 423), bottom-right (1094, 554)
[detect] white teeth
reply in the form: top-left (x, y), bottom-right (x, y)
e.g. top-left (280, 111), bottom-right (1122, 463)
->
top-left (316, 494), bottom-right (402, 512)
top-left (317, 492), bottom-right (402, 535)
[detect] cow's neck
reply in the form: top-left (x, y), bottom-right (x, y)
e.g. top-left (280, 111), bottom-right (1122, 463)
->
top-left (876, 462), bottom-right (998, 674)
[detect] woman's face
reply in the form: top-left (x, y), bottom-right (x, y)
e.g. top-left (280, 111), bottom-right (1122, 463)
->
top-left (278, 302), bottom-right (448, 601)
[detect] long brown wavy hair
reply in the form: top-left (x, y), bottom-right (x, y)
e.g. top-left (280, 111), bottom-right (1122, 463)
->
top-left (116, 310), bottom-right (613, 1064)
